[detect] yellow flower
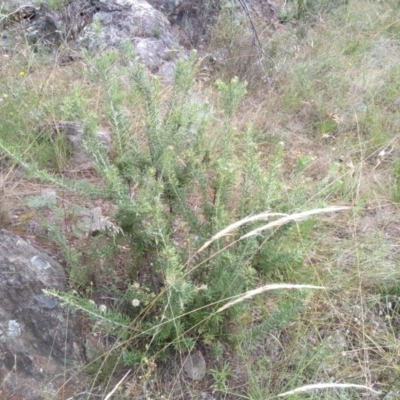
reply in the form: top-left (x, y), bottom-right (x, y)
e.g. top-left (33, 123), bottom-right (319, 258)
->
top-left (19, 71), bottom-right (25, 76)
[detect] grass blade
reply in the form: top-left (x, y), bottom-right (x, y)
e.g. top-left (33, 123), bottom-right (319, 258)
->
top-left (216, 284), bottom-right (325, 313)
top-left (277, 383), bottom-right (381, 397)
top-left (240, 206), bottom-right (350, 240)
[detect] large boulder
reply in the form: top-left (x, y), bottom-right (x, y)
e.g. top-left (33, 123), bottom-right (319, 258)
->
top-left (1, 0), bottom-right (280, 75)
top-left (0, 2), bottom-right (62, 50)
top-left (2, 0), bottom-right (181, 75)
top-left (77, 0), bottom-right (180, 73)
top-left (0, 230), bottom-right (83, 400)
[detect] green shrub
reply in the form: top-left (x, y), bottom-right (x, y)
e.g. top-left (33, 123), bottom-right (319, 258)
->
top-left (0, 43), bottom-right (334, 374)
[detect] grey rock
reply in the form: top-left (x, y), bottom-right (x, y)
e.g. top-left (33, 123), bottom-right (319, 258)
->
top-left (38, 121), bottom-right (112, 171)
top-left (146, 0), bottom-right (183, 15)
top-left (183, 350), bottom-right (206, 381)
top-left (1, 0), bottom-right (281, 85)
top-left (79, 0), bottom-right (180, 72)
top-left (79, 206), bottom-right (122, 236)
top-left (25, 3), bottom-right (62, 46)
top-left (2, 0), bottom-right (182, 73)
top-left (2, 0), bottom-right (280, 74)
top-left (158, 60), bottom-right (177, 82)
top-left (1, 3), bottom-right (62, 47)
top-left (84, 332), bottom-right (107, 363)
top-left (0, 230), bottom-right (83, 400)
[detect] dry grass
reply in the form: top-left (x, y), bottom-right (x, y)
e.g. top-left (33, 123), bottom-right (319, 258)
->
top-left (196, 206), bottom-right (349, 254)
top-left (216, 283), bottom-right (325, 313)
top-left (277, 383), bottom-right (381, 397)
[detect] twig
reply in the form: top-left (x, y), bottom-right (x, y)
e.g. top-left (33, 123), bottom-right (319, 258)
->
top-left (236, 0), bottom-right (278, 83)
top-left (0, 4), bottom-right (35, 24)
top-left (104, 369), bottom-right (131, 400)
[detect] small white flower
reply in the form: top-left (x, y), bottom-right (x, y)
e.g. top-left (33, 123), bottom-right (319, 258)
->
top-left (132, 282), bottom-right (140, 289)
top-left (99, 304), bottom-right (107, 313)
top-left (131, 299), bottom-right (140, 307)
top-left (89, 300), bottom-right (96, 306)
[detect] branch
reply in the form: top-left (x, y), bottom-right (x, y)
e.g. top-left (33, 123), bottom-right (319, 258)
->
top-left (235, 0), bottom-right (278, 84)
